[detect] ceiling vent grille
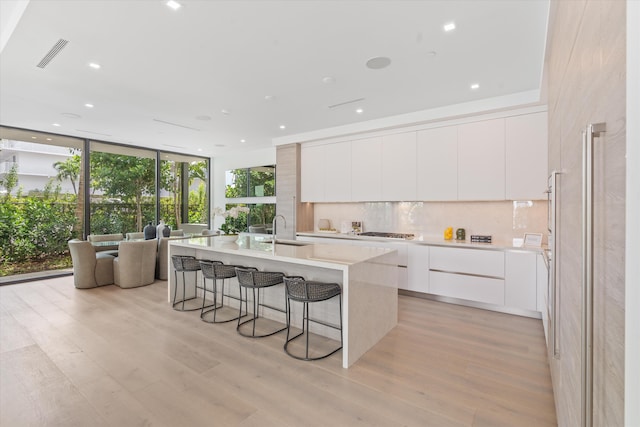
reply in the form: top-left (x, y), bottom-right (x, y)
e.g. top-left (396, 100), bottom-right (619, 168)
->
top-left (328, 98), bottom-right (365, 109)
top-left (37, 39), bottom-right (69, 68)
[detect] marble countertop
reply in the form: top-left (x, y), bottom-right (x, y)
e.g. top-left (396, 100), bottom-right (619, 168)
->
top-left (170, 235), bottom-right (396, 269)
top-left (297, 231), bottom-right (548, 253)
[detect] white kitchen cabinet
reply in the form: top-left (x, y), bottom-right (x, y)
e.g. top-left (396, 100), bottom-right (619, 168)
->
top-left (505, 251), bottom-right (538, 311)
top-left (457, 118), bottom-right (506, 200)
top-left (428, 246), bottom-right (505, 305)
top-left (301, 142), bottom-right (351, 202)
top-left (429, 271), bottom-right (505, 306)
top-left (429, 246), bottom-right (504, 278)
top-left (381, 132), bottom-right (416, 201)
top-left (351, 137), bottom-right (382, 201)
top-left (416, 126), bottom-right (458, 201)
top-left (505, 112), bottom-right (548, 200)
top-left (537, 252), bottom-right (549, 314)
top-left (324, 142), bottom-right (352, 202)
top-left (407, 244), bottom-right (429, 292)
top-left (301, 144), bottom-right (325, 202)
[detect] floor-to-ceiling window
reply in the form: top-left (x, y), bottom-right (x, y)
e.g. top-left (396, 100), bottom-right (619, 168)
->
top-left (160, 152), bottom-right (209, 230)
top-left (89, 142), bottom-right (156, 235)
top-left (0, 126), bottom-right (209, 281)
top-left (0, 127), bottom-right (84, 277)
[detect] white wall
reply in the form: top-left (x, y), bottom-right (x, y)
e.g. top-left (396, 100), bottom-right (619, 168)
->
top-left (210, 147), bottom-right (276, 230)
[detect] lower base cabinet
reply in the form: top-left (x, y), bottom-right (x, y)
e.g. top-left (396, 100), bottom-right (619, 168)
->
top-left (504, 251), bottom-right (538, 311)
top-left (429, 271), bottom-right (505, 305)
top-left (298, 234), bottom-right (543, 317)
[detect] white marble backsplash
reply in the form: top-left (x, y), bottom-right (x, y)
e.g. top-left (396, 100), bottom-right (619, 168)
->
top-left (313, 201), bottom-right (548, 244)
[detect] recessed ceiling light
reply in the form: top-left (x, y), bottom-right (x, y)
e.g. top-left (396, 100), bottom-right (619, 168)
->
top-left (355, 108), bottom-right (364, 114)
top-left (426, 50), bottom-right (437, 57)
top-left (52, 123), bottom-right (61, 127)
top-left (322, 76), bottom-right (335, 84)
top-left (197, 148), bottom-right (202, 152)
top-left (470, 83), bottom-right (480, 90)
top-left (31, 136), bottom-right (37, 139)
top-left (279, 125), bottom-right (286, 130)
top-left (46, 138), bottom-right (52, 141)
top-left (444, 22), bottom-right (456, 32)
top-left (221, 109), bottom-right (231, 115)
top-left (85, 103), bottom-right (94, 108)
top-left (366, 56), bottom-right (391, 70)
top-left (166, 0), bottom-right (182, 10)
top-left (61, 112), bottom-right (81, 119)
top-left (88, 62), bottom-right (101, 69)
top-left (240, 139), bottom-right (246, 143)
top-left (264, 95), bottom-right (275, 101)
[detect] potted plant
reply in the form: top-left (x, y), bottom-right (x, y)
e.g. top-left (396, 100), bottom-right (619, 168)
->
top-left (213, 206), bottom-right (250, 241)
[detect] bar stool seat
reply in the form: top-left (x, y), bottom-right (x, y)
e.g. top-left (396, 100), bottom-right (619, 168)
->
top-left (235, 267), bottom-right (286, 338)
top-left (283, 276), bottom-right (343, 361)
top-left (171, 255), bottom-right (210, 311)
top-left (199, 260), bottom-right (247, 323)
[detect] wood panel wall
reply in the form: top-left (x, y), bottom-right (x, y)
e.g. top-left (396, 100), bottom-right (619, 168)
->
top-left (275, 144), bottom-right (314, 239)
top-left (547, 1), bottom-right (626, 426)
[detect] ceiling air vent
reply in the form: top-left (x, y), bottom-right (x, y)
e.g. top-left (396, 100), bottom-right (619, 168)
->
top-left (36, 39), bottom-right (69, 68)
top-left (328, 98), bottom-right (365, 109)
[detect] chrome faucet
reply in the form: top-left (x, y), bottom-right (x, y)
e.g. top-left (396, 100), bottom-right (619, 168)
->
top-left (271, 214), bottom-right (286, 254)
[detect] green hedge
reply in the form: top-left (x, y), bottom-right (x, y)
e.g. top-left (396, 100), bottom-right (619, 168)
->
top-left (0, 198), bottom-right (78, 264)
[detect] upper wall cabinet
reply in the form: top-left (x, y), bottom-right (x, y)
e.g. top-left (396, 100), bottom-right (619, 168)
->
top-left (300, 110), bottom-right (548, 203)
top-left (416, 126), bottom-right (458, 201)
top-left (351, 137), bottom-right (382, 201)
top-left (458, 118), bottom-right (506, 200)
top-left (301, 144), bottom-right (325, 202)
top-left (382, 132), bottom-right (417, 201)
top-left (301, 142), bottom-right (351, 202)
top-left (505, 112), bottom-right (549, 200)
top-left (324, 142), bottom-right (352, 201)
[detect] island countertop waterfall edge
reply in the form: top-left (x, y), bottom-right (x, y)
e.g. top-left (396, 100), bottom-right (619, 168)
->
top-left (167, 236), bottom-right (398, 368)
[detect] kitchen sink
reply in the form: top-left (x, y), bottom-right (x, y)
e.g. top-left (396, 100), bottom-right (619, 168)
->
top-left (262, 239), bottom-right (311, 247)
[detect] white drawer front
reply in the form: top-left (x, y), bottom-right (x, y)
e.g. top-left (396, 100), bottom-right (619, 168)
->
top-left (429, 271), bottom-right (505, 305)
top-left (429, 246), bottom-right (504, 277)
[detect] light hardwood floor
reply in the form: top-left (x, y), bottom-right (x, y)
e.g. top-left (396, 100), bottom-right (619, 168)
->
top-left (0, 277), bottom-right (557, 426)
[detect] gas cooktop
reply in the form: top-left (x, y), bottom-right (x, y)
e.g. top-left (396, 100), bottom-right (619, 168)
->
top-left (358, 231), bottom-right (415, 240)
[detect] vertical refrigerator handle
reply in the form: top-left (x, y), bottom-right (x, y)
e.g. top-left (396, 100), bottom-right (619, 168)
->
top-left (581, 122), bottom-right (605, 427)
top-left (548, 170), bottom-right (562, 359)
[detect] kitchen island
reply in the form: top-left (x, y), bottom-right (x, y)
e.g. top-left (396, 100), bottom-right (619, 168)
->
top-left (168, 236), bottom-right (398, 368)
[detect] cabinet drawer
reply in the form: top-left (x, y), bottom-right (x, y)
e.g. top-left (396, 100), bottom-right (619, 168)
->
top-left (429, 246), bottom-right (504, 277)
top-left (429, 271), bottom-right (505, 305)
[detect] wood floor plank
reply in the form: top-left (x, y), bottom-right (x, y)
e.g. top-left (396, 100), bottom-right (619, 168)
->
top-left (0, 276), bottom-right (557, 426)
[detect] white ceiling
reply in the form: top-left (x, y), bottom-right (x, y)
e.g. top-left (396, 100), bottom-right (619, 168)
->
top-left (0, 0), bottom-right (549, 157)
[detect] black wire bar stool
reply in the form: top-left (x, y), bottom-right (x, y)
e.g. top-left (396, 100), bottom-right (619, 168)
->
top-left (199, 260), bottom-right (248, 323)
top-left (171, 255), bottom-right (212, 312)
top-left (282, 276), bottom-right (343, 361)
top-left (235, 267), bottom-right (287, 338)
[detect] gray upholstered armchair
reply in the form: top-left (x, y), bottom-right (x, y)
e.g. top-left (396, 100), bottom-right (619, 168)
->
top-left (68, 239), bottom-right (115, 289)
top-left (113, 240), bottom-right (157, 288)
